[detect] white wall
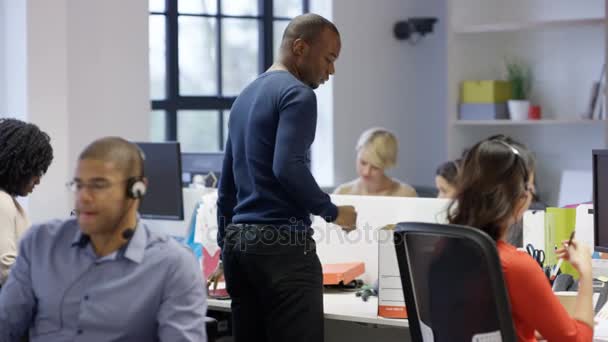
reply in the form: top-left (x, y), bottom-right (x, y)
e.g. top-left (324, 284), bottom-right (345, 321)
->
top-left (5, 0), bottom-right (150, 223)
top-left (332, 0), bottom-right (447, 189)
top-left (25, 0), bottom-right (70, 223)
top-left (7, 0), bottom-right (447, 222)
top-left (446, 0), bottom-right (605, 206)
top-left (66, 0), bottom-right (150, 162)
top-left (311, 0), bottom-right (335, 187)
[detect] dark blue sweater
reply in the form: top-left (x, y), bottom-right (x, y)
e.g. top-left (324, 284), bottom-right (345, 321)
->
top-left (216, 70), bottom-right (338, 248)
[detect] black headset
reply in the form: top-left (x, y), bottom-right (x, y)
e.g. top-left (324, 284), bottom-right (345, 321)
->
top-left (488, 136), bottom-right (530, 191)
top-left (126, 177), bottom-right (146, 199)
top-left (73, 143), bottom-right (148, 244)
top-left (125, 147), bottom-right (147, 199)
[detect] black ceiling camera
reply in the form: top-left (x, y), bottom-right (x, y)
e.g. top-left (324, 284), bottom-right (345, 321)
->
top-left (394, 17), bottom-right (438, 43)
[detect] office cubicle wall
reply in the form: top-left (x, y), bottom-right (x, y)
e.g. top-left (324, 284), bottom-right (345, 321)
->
top-left (190, 191), bottom-right (451, 285)
top-left (313, 195), bottom-right (451, 284)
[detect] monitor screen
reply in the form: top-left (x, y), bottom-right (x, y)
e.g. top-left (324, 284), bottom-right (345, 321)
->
top-left (593, 150), bottom-right (608, 252)
top-left (136, 142), bottom-right (184, 220)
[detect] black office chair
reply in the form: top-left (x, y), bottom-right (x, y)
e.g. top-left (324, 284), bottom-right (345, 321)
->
top-left (393, 222), bottom-right (516, 342)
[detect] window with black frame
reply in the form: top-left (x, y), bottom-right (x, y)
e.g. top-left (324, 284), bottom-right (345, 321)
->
top-left (148, 0), bottom-right (309, 153)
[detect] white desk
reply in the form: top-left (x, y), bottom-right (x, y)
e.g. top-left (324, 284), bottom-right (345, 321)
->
top-left (209, 293), bottom-right (608, 341)
top-left (208, 291), bottom-right (408, 329)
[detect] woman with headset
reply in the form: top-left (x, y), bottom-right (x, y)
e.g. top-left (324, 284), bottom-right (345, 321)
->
top-left (448, 135), bottom-right (593, 341)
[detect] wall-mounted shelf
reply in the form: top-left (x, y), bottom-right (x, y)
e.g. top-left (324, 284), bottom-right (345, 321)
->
top-left (447, 0), bottom-right (607, 206)
top-left (453, 17), bottom-right (604, 34)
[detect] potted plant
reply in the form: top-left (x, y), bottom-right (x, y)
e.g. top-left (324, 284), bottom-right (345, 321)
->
top-left (505, 59), bottom-right (532, 121)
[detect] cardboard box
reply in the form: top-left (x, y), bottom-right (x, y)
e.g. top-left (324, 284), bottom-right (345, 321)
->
top-left (555, 291), bottom-right (577, 316)
top-left (378, 224), bottom-right (408, 319)
top-left (461, 80), bottom-right (512, 103)
top-left (459, 103), bottom-right (509, 120)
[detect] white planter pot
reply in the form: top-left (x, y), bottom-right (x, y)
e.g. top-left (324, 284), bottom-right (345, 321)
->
top-left (508, 100), bottom-right (530, 121)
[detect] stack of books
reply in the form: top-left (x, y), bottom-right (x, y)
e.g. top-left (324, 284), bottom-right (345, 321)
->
top-left (583, 64), bottom-right (606, 120)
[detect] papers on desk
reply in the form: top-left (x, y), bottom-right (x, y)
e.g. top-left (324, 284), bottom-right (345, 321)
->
top-left (594, 260), bottom-right (608, 279)
top-left (595, 298), bottom-right (608, 341)
top-left (575, 204), bottom-right (594, 250)
top-left (596, 320), bottom-right (608, 341)
top-left (523, 210), bottom-right (545, 251)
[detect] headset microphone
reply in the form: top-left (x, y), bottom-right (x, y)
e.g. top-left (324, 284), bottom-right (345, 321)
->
top-left (122, 228), bottom-right (135, 240)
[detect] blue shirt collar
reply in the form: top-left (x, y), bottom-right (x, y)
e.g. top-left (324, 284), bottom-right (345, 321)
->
top-left (123, 220), bottom-right (146, 263)
top-left (71, 220), bottom-right (147, 264)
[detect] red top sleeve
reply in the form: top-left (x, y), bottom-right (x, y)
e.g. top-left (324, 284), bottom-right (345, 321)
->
top-left (497, 241), bottom-right (593, 342)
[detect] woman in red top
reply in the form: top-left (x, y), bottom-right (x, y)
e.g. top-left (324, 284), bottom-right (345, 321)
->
top-left (448, 135), bottom-right (594, 341)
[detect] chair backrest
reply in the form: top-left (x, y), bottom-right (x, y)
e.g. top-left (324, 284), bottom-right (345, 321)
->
top-left (394, 222), bottom-right (516, 342)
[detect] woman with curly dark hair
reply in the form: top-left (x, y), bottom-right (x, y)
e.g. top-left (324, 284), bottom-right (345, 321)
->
top-left (0, 118), bottom-right (53, 285)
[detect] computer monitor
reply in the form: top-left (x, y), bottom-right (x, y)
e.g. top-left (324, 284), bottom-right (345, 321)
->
top-left (181, 152), bottom-right (224, 188)
top-left (593, 149), bottom-right (608, 252)
top-left (136, 142), bottom-right (184, 220)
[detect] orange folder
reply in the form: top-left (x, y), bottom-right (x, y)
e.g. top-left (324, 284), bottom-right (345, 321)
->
top-left (322, 262), bottom-right (365, 285)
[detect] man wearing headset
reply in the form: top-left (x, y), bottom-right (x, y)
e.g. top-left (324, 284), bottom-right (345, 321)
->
top-left (0, 137), bottom-right (207, 342)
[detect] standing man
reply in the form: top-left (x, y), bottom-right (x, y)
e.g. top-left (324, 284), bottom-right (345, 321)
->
top-left (0, 137), bottom-right (207, 342)
top-left (209, 13), bottom-right (357, 342)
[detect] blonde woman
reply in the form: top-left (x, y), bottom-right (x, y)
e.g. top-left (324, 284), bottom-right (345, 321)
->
top-left (334, 128), bottom-right (417, 197)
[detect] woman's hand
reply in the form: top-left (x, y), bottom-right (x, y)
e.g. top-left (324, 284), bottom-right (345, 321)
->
top-left (555, 239), bottom-right (592, 276)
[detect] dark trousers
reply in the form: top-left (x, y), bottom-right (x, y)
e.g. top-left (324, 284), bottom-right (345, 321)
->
top-left (222, 224), bottom-right (324, 342)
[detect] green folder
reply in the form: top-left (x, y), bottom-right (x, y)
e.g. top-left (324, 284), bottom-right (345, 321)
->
top-left (544, 207), bottom-right (577, 278)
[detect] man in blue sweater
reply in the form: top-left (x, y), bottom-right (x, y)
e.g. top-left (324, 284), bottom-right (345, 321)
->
top-left (210, 13), bottom-right (357, 342)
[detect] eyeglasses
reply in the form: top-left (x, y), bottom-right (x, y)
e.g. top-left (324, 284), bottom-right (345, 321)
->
top-left (66, 179), bottom-right (128, 194)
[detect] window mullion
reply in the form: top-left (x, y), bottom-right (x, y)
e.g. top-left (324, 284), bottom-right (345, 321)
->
top-left (261, 0), bottom-right (273, 71)
top-left (217, 0), bottom-right (223, 97)
top-left (166, 0), bottom-right (179, 141)
top-left (150, 0), bottom-right (308, 150)
top-left (219, 110), bottom-right (225, 150)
